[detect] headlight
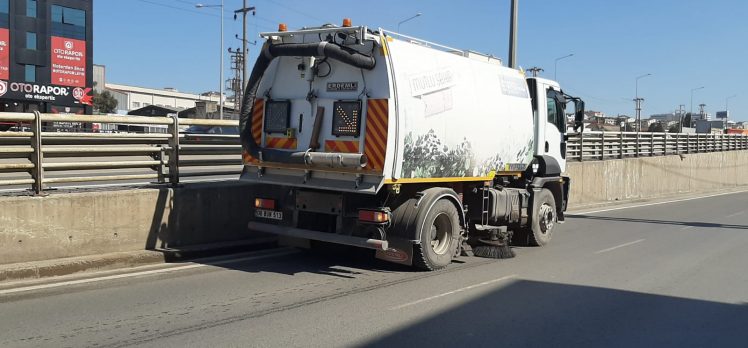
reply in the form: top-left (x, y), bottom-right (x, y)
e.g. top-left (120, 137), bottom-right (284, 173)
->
top-left (332, 100), bottom-right (362, 137)
top-left (264, 100), bottom-right (291, 134)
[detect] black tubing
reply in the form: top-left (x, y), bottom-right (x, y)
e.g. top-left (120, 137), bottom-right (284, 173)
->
top-left (240, 40), bottom-right (376, 163)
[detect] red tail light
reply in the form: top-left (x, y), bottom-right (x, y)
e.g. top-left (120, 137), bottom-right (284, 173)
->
top-left (359, 210), bottom-right (389, 223)
top-left (255, 198), bottom-right (276, 210)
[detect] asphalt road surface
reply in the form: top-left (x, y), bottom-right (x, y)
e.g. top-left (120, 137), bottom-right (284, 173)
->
top-left (1, 191), bottom-right (747, 347)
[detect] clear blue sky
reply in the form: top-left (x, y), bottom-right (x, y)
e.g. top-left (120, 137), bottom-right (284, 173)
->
top-left (94, 0), bottom-right (748, 121)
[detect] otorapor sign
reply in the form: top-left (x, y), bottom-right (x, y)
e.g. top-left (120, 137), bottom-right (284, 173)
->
top-left (0, 81), bottom-right (92, 105)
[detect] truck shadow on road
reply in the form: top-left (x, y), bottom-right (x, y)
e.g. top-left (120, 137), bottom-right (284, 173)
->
top-left (360, 280), bottom-right (748, 347)
top-left (566, 214), bottom-right (748, 230)
top-left (202, 244), bottom-right (415, 279)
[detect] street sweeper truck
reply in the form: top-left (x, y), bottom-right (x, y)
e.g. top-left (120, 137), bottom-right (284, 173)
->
top-left (238, 21), bottom-right (585, 270)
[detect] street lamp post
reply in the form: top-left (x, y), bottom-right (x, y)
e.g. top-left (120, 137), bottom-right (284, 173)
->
top-left (690, 86), bottom-right (705, 124)
top-left (634, 73), bottom-right (651, 132)
top-left (554, 53), bottom-right (573, 81)
top-left (725, 94), bottom-right (737, 128)
top-left (397, 13), bottom-right (421, 32)
top-left (196, 1), bottom-right (225, 120)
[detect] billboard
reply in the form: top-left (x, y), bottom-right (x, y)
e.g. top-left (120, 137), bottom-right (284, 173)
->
top-left (0, 28), bottom-right (8, 80)
top-left (716, 111), bottom-right (729, 119)
top-left (51, 36), bottom-right (86, 87)
top-left (0, 81), bottom-right (92, 106)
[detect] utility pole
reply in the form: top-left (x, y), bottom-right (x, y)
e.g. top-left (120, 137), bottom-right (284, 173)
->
top-left (508, 0), bottom-right (518, 69)
top-left (634, 97), bottom-right (644, 131)
top-left (699, 103), bottom-right (706, 121)
top-left (678, 104), bottom-right (685, 132)
top-left (227, 47), bottom-right (244, 115)
top-left (234, 2), bottom-right (256, 108)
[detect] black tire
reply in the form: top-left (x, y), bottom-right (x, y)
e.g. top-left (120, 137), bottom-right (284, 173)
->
top-left (412, 199), bottom-right (460, 271)
top-left (525, 188), bottom-right (556, 246)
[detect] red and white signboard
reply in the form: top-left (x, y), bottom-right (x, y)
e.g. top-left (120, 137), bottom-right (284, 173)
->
top-left (0, 28), bottom-right (9, 80)
top-left (51, 36), bottom-right (86, 87)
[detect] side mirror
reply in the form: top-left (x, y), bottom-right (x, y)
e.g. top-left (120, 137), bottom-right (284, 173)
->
top-left (573, 100), bottom-right (585, 132)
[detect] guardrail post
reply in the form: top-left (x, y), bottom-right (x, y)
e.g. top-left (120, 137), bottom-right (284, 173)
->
top-left (156, 147), bottom-right (166, 184)
top-left (579, 131), bottom-right (584, 162)
top-left (649, 133), bottom-right (654, 156)
top-left (619, 131), bottom-right (624, 159)
top-left (30, 111), bottom-right (44, 194)
top-left (168, 114), bottom-right (180, 185)
top-left (600, 132), bottom-right (605, 160)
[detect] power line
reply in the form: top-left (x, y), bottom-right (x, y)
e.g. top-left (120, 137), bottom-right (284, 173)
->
top-left (263, 0), bottom-right (332, 23)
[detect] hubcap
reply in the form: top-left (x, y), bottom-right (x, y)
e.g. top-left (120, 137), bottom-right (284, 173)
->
top-left (538, 204), bottom-right (555, 234)
top-left (430, 213), bottom-right (452, 255)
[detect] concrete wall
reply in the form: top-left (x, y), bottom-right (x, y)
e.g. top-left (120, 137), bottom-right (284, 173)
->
top-left (565, 150), bottom-right (748, 208)
top-left (0, 182), bottom-right (265, 265)
top-left (2, 150), bottom-right (747, 265)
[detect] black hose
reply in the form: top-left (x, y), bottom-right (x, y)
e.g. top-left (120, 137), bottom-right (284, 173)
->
top-left (240, 40), bottom-right (376, 163)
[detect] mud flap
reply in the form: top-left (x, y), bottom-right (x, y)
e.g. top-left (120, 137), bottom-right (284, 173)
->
top-left (375, 237), bottom-right (414, 266)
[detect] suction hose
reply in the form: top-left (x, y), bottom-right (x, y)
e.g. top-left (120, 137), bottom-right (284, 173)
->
top-left (239, 40), bottom-right (376, 166)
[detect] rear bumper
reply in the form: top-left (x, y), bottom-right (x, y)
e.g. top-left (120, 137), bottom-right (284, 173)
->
top-left (248, 221), bottom-right (389, 251)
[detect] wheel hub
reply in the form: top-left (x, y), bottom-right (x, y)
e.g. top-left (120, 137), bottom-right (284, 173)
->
top-left (538, 204), bottom-right (555, 233)
top-left (430, 212), bottom-right (452, 255)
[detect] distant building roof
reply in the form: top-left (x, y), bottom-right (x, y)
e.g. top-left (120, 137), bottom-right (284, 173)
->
top-left (128, 105), bottom-right (178, 117)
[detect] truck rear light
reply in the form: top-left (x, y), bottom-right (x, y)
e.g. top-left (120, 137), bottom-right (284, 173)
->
top-left (359, 210), bottom-right (389, 223)
top-left (255, 198), bottom-right (276, 210)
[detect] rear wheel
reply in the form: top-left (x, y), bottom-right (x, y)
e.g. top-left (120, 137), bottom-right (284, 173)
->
top-left (413, 199), bottom-right (460, 271)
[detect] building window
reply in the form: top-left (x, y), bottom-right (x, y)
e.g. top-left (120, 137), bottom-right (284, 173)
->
top-left (24, 65), bottom-right (36, 82)
top-left (26, 32), bottom-right (36, 49)
top-left (132, 102), bottom-right (141, 109)
top-left (51, 5), bottom-right (86, 40)
top-left (0, 0), bottom-right (9, 28)
top-left (26, 0), bottom-right (36, 18)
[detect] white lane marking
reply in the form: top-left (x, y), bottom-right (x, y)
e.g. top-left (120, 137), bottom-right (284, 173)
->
top-left (389, 274), bottom-right (517, 310)
top-left (594, 239), bottom-right (646, 254)
top-left (0, 249), bottom-right (299, 296)
top-left (680, 226), bottom-right (695, 230)
top-left (570, 189), bottom-right (748, 216)
top-left (726, 211), bottom-right (746, 218)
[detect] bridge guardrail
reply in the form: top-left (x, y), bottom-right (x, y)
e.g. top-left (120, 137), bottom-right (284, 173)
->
top-left (566, 131), bottom-right (748, 161)
top-left (0, 111), bottom-right (241, 194)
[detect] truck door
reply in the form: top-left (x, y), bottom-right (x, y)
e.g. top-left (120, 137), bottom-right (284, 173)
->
top-left (534, 81), bottom-right (567, 174)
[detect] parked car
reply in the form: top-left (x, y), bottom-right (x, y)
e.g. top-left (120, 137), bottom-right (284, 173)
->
top-left (181, 125), bottom-right (239, 135)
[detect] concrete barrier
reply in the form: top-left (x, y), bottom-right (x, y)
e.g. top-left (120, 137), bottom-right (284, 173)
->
top-left (565, 150), bottom-right (748, 208)
top-left (2, 150), bottom-right (747, 266)
top-left (0, 181), bottom-right (268, 265)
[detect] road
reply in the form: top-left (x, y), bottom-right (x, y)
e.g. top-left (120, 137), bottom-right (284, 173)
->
top-left (1, 192), bottom-right (747, 347)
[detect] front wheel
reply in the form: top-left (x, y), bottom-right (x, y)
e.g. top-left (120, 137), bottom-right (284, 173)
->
top-left (413, 199), bottom-right (460, 271)
top-left (513, 188), bottom-right (556, 247)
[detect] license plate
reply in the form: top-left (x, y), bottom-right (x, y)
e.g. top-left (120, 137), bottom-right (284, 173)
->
top-left (255, 209), bottom-right (283, 220)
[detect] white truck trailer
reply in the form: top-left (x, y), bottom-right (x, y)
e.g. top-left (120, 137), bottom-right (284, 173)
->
top-left (239, 22), bottom-right (584, 270)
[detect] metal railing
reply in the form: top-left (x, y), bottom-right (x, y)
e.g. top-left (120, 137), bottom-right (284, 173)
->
top-left (0, 111), bottom-right (241, 194)
top-left (567, 131), bottom-right (748, 161)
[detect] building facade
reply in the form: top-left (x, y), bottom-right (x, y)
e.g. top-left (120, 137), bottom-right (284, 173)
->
top-left (0, 0), bottom-right (93, 115)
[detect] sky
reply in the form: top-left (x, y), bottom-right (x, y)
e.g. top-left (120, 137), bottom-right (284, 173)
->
top-left (94, 0), bottom-right (748, 121)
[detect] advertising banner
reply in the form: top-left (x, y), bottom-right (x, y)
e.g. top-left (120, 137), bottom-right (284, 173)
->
top-left (51, 36), bottom-right (86, 87)
top-left (0, 81), bottom-right (92, 106)
top-left (0, 28), bottom-right (9, 80)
